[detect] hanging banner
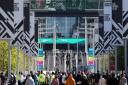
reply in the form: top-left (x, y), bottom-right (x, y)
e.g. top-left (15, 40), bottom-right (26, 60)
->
top-left (30, 11), bottom-right (38, 56)
top-left (30, 11), bottom-right (35, 41)
top-left (24, 3), bottom-right (30, 32)
top-left (94, 18), bottom-right (99, 42)
top-left (14, 0), bottom-right (23, 30)
top-left (37, 57), bottom-right (44, 71)
top-left (22, 3), bottom-right (30, 54)
top-left (123, 0), bottom-right (128, 75)
top-left (0, 0), bottom-right (14, 39)
top-left (35, 20), bottom-right (38, 42)
top-left (111, 0), bottom-right (123, 45)
top-left (95, 16), bottom-right (104, 55)
top-left (12, 0), bottom-right (24, 46)
top-left (123, 0), bottom-right (128, 38)
top-left (88, 48), bottom-right (95, 66)
top-left (104, 1), bottom-right (112, 31)
top-left (88, 48), bottom-right (95, 72)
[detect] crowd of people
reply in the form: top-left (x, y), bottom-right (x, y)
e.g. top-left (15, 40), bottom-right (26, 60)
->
top-left (0, 71), bottom-right (128, 85)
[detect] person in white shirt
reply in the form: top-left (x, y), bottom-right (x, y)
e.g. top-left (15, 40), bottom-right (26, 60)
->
top-left (119, 74), bottom-right (127, 85)
top-left (98, 75), bottom-right (107, 85)
top-left (25, 74), bottom-right (35, 85)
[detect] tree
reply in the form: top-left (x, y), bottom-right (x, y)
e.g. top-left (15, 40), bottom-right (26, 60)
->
top-left (11, 47), bottom-right (17, 72)
top-left (0, 41), bottom-right (8, 71)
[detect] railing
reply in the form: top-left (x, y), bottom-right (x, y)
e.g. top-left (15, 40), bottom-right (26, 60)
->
top-left (30, 0), bottom-right (103, 10)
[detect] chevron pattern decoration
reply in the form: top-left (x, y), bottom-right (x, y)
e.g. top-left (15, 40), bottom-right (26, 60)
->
top-left (123, 0), bottom-right (128, 38)
top-left (95, 16), bottom-right (104, 55)
top-left (103, 0), bottom-right (123, 52)
top-left (0, 8), bottom-right (14, 39)
top-left (30, 12), bottom-right (38, 56)
top-left (0, 0), bottom-right (14, 39)
top-left (111, 19), bottom-right (123, 45)
top-left (30, 42), bottom-right (38, 56)
top-left (22, 31), bottom-right (30, 54)
top-left (123, 11), bottom-right (128, 38)
top-left (104, 31), bottom-right (113, 51)
top-left (95, 36), bottom-right (104, 55)
top-left (11, 0), bottom-right (24, 46)
top-left (22, 3), bottom-right (30, 54)
top-left (103, 22), bottom-right (123, 51)
top-left (112, 0), bottom-right (123, 46)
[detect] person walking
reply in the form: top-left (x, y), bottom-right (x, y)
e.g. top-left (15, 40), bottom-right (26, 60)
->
top-left (109, 73), bottom-right (118, 85)
top-left (38, 72), bottom-right (45, 85)
top-left (51, 75), bottom-right (59, 85)
top-left (30, 71), bottom-right (38, 85)
top-left (98, 75), bottom-right (107, 85)
top-left (0, 72), bottom-right (6, 85)
top-left (65, 73), bottom-right (76, 85)
top-left (119, 74), bottom-right (127, 85)
top-left (81, 72), bottom-right (89, 85)
top-left (25, 74), bottom-right (35, 85)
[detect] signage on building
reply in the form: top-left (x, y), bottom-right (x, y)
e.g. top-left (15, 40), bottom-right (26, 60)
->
top-left (38, 48), bottom-right (44, 56)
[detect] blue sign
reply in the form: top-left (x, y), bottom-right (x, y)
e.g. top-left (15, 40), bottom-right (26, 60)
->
top-left (89, 48), bottom-right (93, 52)
top-left (88, 48), bottom-right (93, 55)
top-left (38, 48), bottom-right (44, 56)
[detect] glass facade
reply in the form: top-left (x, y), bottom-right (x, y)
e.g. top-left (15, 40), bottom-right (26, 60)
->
top-left (38, 17), bottom-right (98, 39)
top-left (37, 17), bottom-right (98, 50)
top-left (39, 17), bottom-right (77, 38)
top-left (31, 0), bottom-right (103, 10)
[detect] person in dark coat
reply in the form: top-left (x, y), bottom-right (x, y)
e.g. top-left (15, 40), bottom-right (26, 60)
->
top-left (76, 71), bottom-right (83, 85)
top-left (0, 72), bottom-right (6, 85)
top-left (109, 73), bottom-right (118, 85)
top-left (81, 72), bottom-right (89, 85)
top-left (95, 71), bottom-right (101, 85)
top-left (30, 71), bottom-right (38, 85)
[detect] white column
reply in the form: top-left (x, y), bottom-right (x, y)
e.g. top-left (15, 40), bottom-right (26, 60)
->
top-left (76, 53), bottom-right (78, 72)
top-left (47, 52), bottom-right (50, 71)
top-left (35, 57), bottom-right (37, 72)
top-left (64, 52), bottom-right (67, 72)
top-left (85, 17), bottom-right (88, 66)
top-left (28, 50), bottom-right (30, 72)
top-left (76, 31), bottom-right (79, 72)
top-left (125, 40), bottom-right (128, 74)
top-left (17, 45), bottom-right (20, 74)
top-left (93, 28), bottom-right (96, 72)
top-left (99, 56), bottom-right (101, 72)
top-left (8, 40), bottom-right (11, 79)
top-left (115, 46), bottom-right (117, 74)
top-left (53, 17), bottom-right (56, 71)
top-left (70, 51), bottom-right (72, 72)
top-left (24, 53), bottom-right (26, 73)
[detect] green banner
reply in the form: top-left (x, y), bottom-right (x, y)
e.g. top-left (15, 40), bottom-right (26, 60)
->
top-left (38, 38), bottom-right (87, 44)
